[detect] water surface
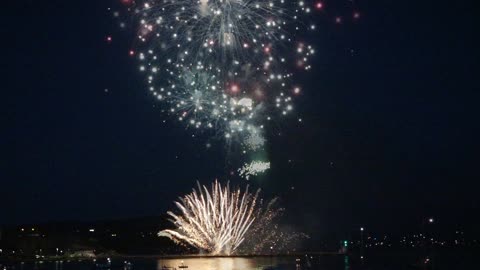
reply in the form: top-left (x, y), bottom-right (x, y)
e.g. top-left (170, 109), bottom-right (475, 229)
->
top-left (1, 253), bottom-right (477, 270)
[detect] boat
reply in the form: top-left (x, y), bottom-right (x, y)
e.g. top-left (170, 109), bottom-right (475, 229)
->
top-left (178, 261), bottom-right (189, 268)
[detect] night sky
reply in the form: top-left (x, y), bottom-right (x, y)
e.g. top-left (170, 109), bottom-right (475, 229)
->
top-left (1, 0), bottom-right (479, 238)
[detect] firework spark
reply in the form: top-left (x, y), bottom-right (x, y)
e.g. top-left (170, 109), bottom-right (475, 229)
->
top-left (158, 180), bottom-right (283, 255)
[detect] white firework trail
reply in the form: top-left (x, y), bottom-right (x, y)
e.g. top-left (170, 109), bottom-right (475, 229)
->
top-left (159, 180), bottom-right (278, 255)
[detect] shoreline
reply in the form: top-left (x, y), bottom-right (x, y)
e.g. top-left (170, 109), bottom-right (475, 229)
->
top-left (0, 252), bottom-right (341, 264)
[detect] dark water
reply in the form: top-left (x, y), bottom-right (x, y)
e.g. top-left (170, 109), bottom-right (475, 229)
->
top-left (1, 253), bottom-right (478, 270)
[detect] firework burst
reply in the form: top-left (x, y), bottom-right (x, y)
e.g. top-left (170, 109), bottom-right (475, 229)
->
top-left (115, 0), bottom-right (317, 147)
top-left (112, 0), bottom-right (360, 178)
top-left (158, 180), bottom-right (286, 255)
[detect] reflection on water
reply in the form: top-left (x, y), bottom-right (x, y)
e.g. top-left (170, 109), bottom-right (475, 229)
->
top-left (156, 257), bottom-right (283, 270)
top-left (53, 261), bottom-right (63, 270)
top-left (344, 256), bottom-right (349, 270)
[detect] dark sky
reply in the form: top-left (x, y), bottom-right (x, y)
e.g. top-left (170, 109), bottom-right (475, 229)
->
top-left (1, 0), bottom-right (479, 238)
